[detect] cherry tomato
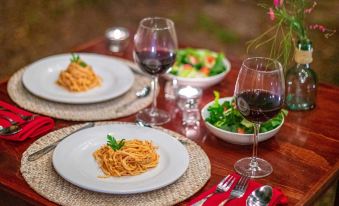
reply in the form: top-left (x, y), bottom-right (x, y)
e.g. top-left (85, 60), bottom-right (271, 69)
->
top-left (188, 55), bottom-right (198, 65)
top-left (237, 128), bottom-right (245, 134)
top-left (200, 67), bottom-right (210, 76)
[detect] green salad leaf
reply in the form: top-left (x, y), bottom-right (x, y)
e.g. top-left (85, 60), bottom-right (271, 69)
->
top-left (209, 53), bottom-right (225, 76)
top-left (106, 133), bottom-right (125, 151)
top-left (206, 91), bottom-right (287, 134)
top-left (170, 48), bottom-right (227, 78)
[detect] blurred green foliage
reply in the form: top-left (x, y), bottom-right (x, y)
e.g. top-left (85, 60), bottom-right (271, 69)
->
top-left (197, 14), bottom-right (238, 44)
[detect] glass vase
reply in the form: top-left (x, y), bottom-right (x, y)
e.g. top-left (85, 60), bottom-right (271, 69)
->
top-left (285, 40), bottom-right (317, 110)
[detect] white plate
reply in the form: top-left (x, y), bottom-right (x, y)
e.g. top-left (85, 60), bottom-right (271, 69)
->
top-left (52, 123), bottom-right (190, 194)
top-left (164, 58), bottom-right (231, 89)
top-left (201, 97), bottom-right (284, 145)
top-left (22, 53), bottom-right (134, 104)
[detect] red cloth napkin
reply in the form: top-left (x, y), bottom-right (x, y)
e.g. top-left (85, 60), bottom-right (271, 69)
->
top-left (188, 173), bottom-right (288, 206)
top-left (0, 101), bottom-right (54, 141)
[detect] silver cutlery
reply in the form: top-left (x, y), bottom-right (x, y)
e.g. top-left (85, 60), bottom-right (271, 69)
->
top-left (0, 115), bottom-right (17, 125)
top-left (116, 86), bottom-right (151, 112)
top-left (218, 175), bottom-right (250, 206)
top-left (0, 114), bottom-right (37, 125)
top-left (192, 175), bottom-right (236, 206)
top-left (27, 122), bottom-right (95, 161)
top-left (0, 106), bottom-right (38, 121)
top-left (0, 115), bottom-right (38, 135)
top-left (246, 185), bottom-right (273, 206)
top-left (0, 106), bottom-right (39, 132)
top-left (0, 124), bottom-right (22, 136)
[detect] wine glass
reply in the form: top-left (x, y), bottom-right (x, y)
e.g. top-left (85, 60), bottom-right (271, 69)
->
top-left (134, 17), bottom-right (178, 125)
top-left (234, 57), bottom-right (285, 178)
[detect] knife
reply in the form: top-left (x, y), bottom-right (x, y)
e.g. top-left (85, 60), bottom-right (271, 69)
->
top-left (27, 122), bottom-right (95, 161)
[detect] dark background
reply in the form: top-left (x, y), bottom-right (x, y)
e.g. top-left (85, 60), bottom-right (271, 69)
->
top-left (1, 0), bottom-right (338, 85)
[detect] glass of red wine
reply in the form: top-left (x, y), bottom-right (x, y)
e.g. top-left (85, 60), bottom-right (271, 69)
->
top-left (134, 17), bottom-right (178, 125)
top-left (234, 57), bottom-right (285, 178)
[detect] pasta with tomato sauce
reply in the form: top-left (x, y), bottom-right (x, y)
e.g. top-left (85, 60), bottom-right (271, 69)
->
top-left (93, 139), bottom-right (159, 177)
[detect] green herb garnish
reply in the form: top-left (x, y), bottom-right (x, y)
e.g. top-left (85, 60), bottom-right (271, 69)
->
top-left (70, 53), bottom-right (87, 67)
top-left (206, 91), bottom-right (287, 134)
top-left (106, 134), bottom-right (125, 151)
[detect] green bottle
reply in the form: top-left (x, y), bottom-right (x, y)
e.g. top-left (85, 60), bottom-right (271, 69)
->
top-left (285, 40), bottom-right (317, 110)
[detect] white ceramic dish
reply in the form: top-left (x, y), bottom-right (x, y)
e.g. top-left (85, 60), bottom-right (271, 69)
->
top-left (52, 123), bottom-right (189, 194)
top-left (164, 58), bottom-right (231, 89)
top-left (201, 97), bottom-right (284, 145)
top-left (22, 53), bottom-right (134, 104)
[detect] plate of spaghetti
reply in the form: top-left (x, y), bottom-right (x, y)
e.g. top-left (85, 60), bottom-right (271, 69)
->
top-left (22, 53), bottom-right (134, 104)
top-left (52, 123), bottom-right (189, 194)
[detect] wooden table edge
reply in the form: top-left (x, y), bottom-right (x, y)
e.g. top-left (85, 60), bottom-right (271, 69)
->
top-left (0, 182), bottom-right (48, 206)
top-left (299, 161), bottom-right (339, 205)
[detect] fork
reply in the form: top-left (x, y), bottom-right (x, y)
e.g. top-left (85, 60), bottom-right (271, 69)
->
top-left (218, 175), bottom-right (250, 206)
top-left (192, 175), bottom-right (235, 206)
top-left (0, 106), bottom-right (37, 121)
top-left (0, 115), bottom-right (17, 125)
top-left (0, 114), bottom-right (37, 125)
top-left (0, 114), bottom-right (38, 130)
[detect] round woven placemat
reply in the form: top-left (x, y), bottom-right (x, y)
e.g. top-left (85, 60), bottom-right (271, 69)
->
top-left (21, 122), bottom-right (211, 206)
top-left (7, 59), bottom-right (153, 121)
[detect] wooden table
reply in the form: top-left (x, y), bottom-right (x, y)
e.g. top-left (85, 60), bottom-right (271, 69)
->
top-left (0, 37), bottom-right (338, 206)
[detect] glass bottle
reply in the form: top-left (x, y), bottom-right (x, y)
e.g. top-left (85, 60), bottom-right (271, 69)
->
top-left (285, 40), bottom-right (317, 110)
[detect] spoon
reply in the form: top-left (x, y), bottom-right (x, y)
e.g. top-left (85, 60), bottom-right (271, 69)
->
top-left (246, 185), bottom-right (273, 206)
top-left (136, 85), bottom-right (151, 97)
top-left (116, 86), bottom-right (151, 112)
top-left (0, 124), bottom-right (22, 136)
top-left (0, 115), bottom-right (38, 136)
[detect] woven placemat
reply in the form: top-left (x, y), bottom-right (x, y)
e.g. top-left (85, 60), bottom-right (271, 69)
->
top-left (21, 122), bottom-right (211, 206)
top-left (7, 60), bottom-right (153, 121)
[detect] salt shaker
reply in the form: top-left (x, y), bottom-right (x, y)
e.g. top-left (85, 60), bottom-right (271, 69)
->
top-left (182, 99), bottom-right (200, 126)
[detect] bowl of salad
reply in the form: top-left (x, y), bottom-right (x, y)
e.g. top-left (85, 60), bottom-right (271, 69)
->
top-left (165, 48), bottom-right (231, 89)
top-left (201, 92), bottom-right (286, 145)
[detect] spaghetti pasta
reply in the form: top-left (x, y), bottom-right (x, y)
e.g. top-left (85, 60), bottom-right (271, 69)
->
top-left (93, 139), bottom-right (159, 177)
top-left (57, 55), bottom-right (101, 92)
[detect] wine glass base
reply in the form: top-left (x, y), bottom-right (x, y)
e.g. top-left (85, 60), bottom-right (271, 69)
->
top-left (234, 157), bottom-right (273, 178)
top-left (136, 108), bottom-right (171, 126)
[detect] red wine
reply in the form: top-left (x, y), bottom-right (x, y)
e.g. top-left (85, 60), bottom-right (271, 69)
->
top-left (236, 89), bottom-right (283, 123)
top-left (135, 49), bottom-right (176, 75)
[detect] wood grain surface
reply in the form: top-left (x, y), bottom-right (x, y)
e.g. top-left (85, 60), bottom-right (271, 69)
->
top-left (0, 38), bottom-right (338, 206)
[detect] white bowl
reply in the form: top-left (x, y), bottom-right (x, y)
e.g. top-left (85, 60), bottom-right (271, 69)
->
top-left (164, 58), bottom-right (231, 89)
top-left (201, 97), bottom-right (284, 145)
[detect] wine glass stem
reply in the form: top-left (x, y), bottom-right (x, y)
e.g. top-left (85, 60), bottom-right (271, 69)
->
top-left (250, 123), bottom-right (260, 168)
top-left (151, 75), bottom-right (158, 114)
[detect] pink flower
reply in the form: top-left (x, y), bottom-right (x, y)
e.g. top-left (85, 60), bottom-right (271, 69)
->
top-left (309, 24), bottom-right (336, 38)
top-left (268, 8), bottom-right (275, 21)
top-left (273, 0), bottom-right (284, 7)
top-left (305, 1), bottom-right (317, 14)
top-left (309, 24), bottom-right (325, 32)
